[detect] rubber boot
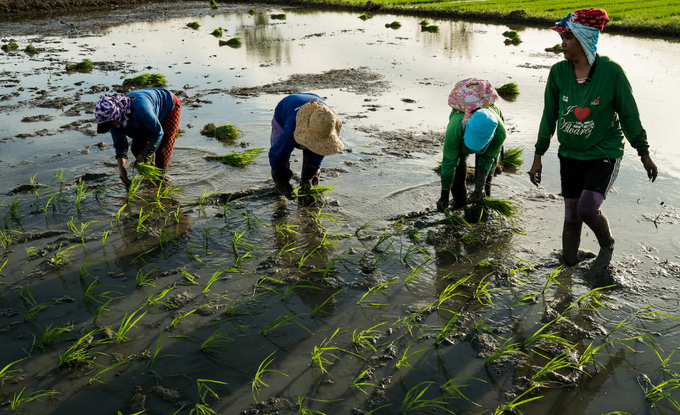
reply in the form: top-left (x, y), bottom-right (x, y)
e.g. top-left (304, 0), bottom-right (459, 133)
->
top-left (562, 223), bottom-right (582, 266)
top-left (271, 167), bottom-right (294, 199)
top-left (451, 186), bottom-right (467, 210)
top-left (587, 213), bottom-right (615, 285)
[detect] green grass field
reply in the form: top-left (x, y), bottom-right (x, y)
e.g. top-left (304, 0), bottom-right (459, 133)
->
top-left (291, 0), bottom-right (680, 35)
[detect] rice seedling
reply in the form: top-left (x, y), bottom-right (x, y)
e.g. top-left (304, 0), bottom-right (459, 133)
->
top-left (500, 146), bottom-right (524, 169)
top-left (144, 285), bottom-right (176, 308)
top-left (25, 44), bottom-right (37, 54)
top-left (298, 247), bottom-right (319, 270)
top-left (311, 289), bottom-right (343, 316)
top-left (433, 313), bottom-right (461, 345)
top-left (386, 21), bottom-right (401, 29)
top-left (148, 327), bottom-right (179, 368)
top-left (58, 329), bottom-right (106, 368)
top-left (204, 148), bottom-right (264, 167)
top-left (209, 0), bottom-right (217, 9)
top-left (186, 21), bottom-right (201, 29)
top-left (124, 73), bottom-right (167, 87)
top-left (481, 197), bottom-right (518, 218)
top-left (440, 377), bottom-right (484, 405)
top-left (3, 196), bottom-right (22, 225)
top-left (403, 259), bottom-right (431, 286)
top-left (136, 266), bottom-right (158, 288)
top-left (92, 298), bottom-right (114, 325)
top-left (350, 368), bottom-right (382, 395)
top-left (251, 351), bottom-right (289, 402)
top-left (357, 278), bottom-right (397, 308)
top-left (270, 13), bottom-right (286, 20)
top-left (310, 328), bottom-right (361, 374)
top-left (437, 274), bottom-right (471, 310)
top-left (474, 273), bottom-right (509, 305)
top-left (220, 37), bottom-right (242, 47)
top-left (211, 27), bottom-right (222, 37)
top-left (135, 162), bottom-right (165, 182)
top-left (485, 336), bottom-right (526, 365)
top-left (200, 329), bottom-right (233, 353)
top-left (545, 43), bottom-right (563, 53)
top-left (116, 308), bottom-right (147, 342)
top-left (522, 318), bottom-right (574, 353)
top-left (67, 218), bottom-right (98, 244)
top-left (502, 30), bottom-right (519, 39)
top-left (0, 358), bottom-right (25, 385)
top-left (492, 386), bottom-right (542, 415)
top-left (10, 388), bottom-right (60, 412)
top-left (294, 184), bottom-right (334, 204)
top-left (191, 379), bottom-right (229, 415)
top-left (83, 280), bottom-right (122, 305)
top-left (5, 40), bottom-right (19, 50)
top-left (169, 305), bottom-right (204, 330)
top-left (52, 168), bottom-right (65, 185)
top-left (564, 285), bottom-right (612, 314)
top-left (396, 343), bottom-right (433, 371)
top-left (66, 59), bottom-right (94, 71)
top-left (87, 356), bottom-right (133, 385)
top-left (497, 82), bottom-right (520, 96)
top-left (359, 12), bottom-right (372, 20)
top-left (248, 8), bottom-right (256, 14)
top-left (419, 19), bottom-right (429, 26)
top-left (400, 381), bottom-right (453, 414)
top-left (421, 24), bottom-right (439, 33)
top-left (352, 322), bottom-right (386, 352)
top-left (203, 268), bottom-right (226, 295)
top-left (181, 269), bottom-right (200, 285)
top-left (74, 180), bottom-right (92, 212)
top-left (643, 377), bottom-right (680, 409)
top-left (530, 351), bottom-right (577, 387)
top-left (0, 229), bottom-right (21, 249)
top-left (52, 242), bottom-right (81, 267)
top-left (261, 313), bottom-right (312, 336)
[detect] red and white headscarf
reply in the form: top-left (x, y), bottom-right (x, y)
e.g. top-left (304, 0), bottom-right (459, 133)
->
top-left (448, 78), bottom-right (498, 131)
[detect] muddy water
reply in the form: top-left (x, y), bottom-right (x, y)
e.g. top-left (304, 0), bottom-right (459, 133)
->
top-left (1, 4), bottom-right (680, 415)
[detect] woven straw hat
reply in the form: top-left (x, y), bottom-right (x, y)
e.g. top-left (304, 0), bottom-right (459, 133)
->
top-left (294, 101), bottom-right (343, 156)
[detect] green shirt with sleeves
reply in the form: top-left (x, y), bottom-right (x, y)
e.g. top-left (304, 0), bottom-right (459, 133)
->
top-left (536, 55), bottom-right (649, 160)
top-left (441, 104), bottom-right (506, 190)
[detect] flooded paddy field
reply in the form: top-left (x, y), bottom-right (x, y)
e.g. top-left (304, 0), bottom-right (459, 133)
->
top-left (1, 3), bottom-right (680, 414)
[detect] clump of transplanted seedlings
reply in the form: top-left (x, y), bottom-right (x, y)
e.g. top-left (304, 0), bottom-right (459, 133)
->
top-left (209, 0), bottom-right (218, 9)
top-left (204, 148), bottom-right (264, 167)
top-left (123, 73), bottom-right (166, 87)
top-left (432, 162), bottom-right (442, 175)
top-left (248, 8), bottom-right (256, 15)
top-left (419, 19), bottom-right (429, 26)
top-left (66, 60), bottom-right (94, 72)
top-left (200, 123), bottom-right (241, 141)
top-left (500, 146), bottom-right (524, 168)
top-left (219, 37), bottom-right (242, 47)
top-left (545, 43), bottom-right (563, 53)
top-left (295, 184), bottom-right (334, 203)
top-left (186, 21), bottom-right (201, 30)
top-left (481, 197), bottom-right (518, 218)
top-left (497, 82), bottom-right (520, 97)
top-left (503, 30), bottom-right (522, 45)
top-left (386, 21), bottom-right (401, 29)
top-left (270, 13), bottom-right (286, 20)
top-left (359, 13), bottom-right (372, 21)
top-left (24, 44), bottom-right (38, 54)
top-left (421, 24), bottom-right (439, 33)
top-left (211, 28), bottom-right (223, 37)
top-left (1, 41), bottom-right (19, 52)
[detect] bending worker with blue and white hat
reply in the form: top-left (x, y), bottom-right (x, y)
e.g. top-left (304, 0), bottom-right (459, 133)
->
top-left (436, 78), bottom-right (507, 220)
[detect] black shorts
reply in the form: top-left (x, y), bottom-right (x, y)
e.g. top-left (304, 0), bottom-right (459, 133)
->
top-left (559, 154), bottom-right (621, 199)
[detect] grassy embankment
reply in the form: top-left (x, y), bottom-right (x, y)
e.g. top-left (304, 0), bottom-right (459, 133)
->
top-left (270, 0), bottom-right (680, 36)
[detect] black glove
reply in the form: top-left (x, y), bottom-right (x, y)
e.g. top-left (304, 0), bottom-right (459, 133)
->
top-left (272, 168), bottom-right (294, 199)
top-left (300, 164), bottom-right (320, 188)
top-left (436, 189), bottom-right (450, 213)
top-left (473, 166), bottom-right (487, 202)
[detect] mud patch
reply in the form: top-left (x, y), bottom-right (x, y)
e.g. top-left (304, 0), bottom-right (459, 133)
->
top-left (364, 127), bottom-right (444, 157)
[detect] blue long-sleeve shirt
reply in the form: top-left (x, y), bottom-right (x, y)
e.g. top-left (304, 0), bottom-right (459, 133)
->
top-left (268, 93), bottom-right (325, 170)
top-left (110, 88), bottom-right (175, 160)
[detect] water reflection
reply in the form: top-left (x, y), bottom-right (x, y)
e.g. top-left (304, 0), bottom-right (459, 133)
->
top-left (238, 13), bottom-right (290, 65)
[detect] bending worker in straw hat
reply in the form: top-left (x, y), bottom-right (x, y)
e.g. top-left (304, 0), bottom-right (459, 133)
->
top-left (437, 78), bottom-right (506, 221)
top-left (269, 93), bottom-right (343, 204)
top-left (528, 8), bottom-right (657, 283)
top-left (95, 87), bottom-right (182, 189)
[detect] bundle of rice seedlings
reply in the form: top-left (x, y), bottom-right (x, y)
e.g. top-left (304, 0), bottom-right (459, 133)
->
top-left (421, 25), bottom-right (439, 33)
top-left (271, 14), bottom-right (286, 20)
top-left (497, 82), bottom-right (519, 96)
top-left (419, 19), bottom-right (429, 26)
top-left (248, 8), bottom-right (257, 15)
top-left (295, 184), bottom-right (334, 203)
top-left (500, 147), bottom-right (524, 168)
top-left (209, 0), bottom-right (217, 9)
top-left (187, 21), bottom-right (201, 30)
top-left (136, 163), bottom-right (165, 181)
top-left (545, 44), bottom-right (562, 53)
top-left (123, 73), bottom-right (167, 87)
top-left (204, 148), bottom-right (264, 167)
top-left (25, 44), bottom-right (38, 54)
top-left (211, 28), bottom-right (223, 37)
top-left (66, 60), bottom-right (94, 71)
top-left (359, 13), bottom-right (372, 20)
top-left (504, 37), bottom-right (522, 45)
top-left (219, 37), bottom-right (242, 47)
top-left (481, 197), bottom-right (518, 218)
top-left (432, 162), bottom-right (442, 175)
top-left (200, 123), bottom-right (241, 141)
top-left (445, 209), bottom-right (471, 228)
top-left (385, 21), bottom-right (401, 29)
top-left (502, 30), bottom-right (519, 39)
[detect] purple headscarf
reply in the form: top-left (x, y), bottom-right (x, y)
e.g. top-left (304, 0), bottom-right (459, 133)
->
top-left (94, 94), bottom-right (132, 127)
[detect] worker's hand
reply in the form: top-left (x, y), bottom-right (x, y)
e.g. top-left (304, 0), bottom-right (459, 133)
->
top-left (436, 189), bottom-right (450, 213)
top-left (135, 155), bottom-right (147, 164)
top-left (470, 189), bottom-right (484, 205)
top-left (117, 157), bottom-right (131, 190)
top-left (641, 155), bottom-right (658, 183)
top-left (528, 154), bottom-right (543, 186)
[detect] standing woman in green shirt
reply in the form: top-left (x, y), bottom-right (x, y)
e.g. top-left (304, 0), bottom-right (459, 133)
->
top-left (528, 8), bottom-right (658, 283)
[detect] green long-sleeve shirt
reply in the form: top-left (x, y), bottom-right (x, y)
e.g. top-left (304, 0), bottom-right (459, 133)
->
top-left (441, 104), bottom-right (506, 189)
top-left (536, 55), bottom-right (649, 160)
